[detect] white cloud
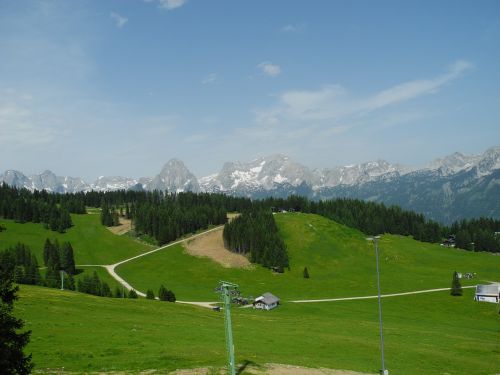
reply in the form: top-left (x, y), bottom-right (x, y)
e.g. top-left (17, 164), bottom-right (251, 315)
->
top-left (110, 12), bottom-right (128, 28)
top-left (257, 62), bottom-right (282, 77)
top-left (0, 93), bottom-right (61, 147)
top-left (280, 23), bottom-right (306, 33)
top-left (202, 73), bottom-right (217, 85)
top-left (361, 60), bottom-right (474, 112)
top-left (255, 60), bottom-right (473, 125)
top-left (158, 0), bottom-right (187, 10)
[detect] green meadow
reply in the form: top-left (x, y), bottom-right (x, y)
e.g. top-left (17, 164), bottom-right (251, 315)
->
top-left (3, 212), bottom-right (500, 373)
top-left (0, 214), bottom-right (152, 265)
top-left (117, 213), bottom-right (500, 301)
top-left (15, 285), bottom-right (500, 374)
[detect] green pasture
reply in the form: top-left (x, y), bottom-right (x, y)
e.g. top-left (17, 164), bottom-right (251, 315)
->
top-left (117, 213), bottom-right (500, 301)
top-left (16, 285), bottom-right (500, 374)
top-left (0, 214), bottom-right (152, 265)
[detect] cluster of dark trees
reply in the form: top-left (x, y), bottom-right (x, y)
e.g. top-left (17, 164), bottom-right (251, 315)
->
top-left (43, 239), bottom-right (76, 288)
top-left (0, 240), bottom-right (78, 291)
top-left (223, 209), bottom-right (289, 270)
top-left (0, 243), bottom-right (41, 286)
top-left (100, 202), bottom-right (120, 227)
top-left (158, 284), bottom-right (176, 302)
top-left (146, 285), bottom-right (176, 301)
top-left (451, 218), bottom-right (500, 252)
top-left (0, 184), bottom-right (73, 232)
top-left (133, 193), bottom-right (229, 245)
top-left (76, 271), bottom-right (112, 297)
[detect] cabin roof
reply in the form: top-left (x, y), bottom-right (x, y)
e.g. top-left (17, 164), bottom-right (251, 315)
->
top-left (254, 292), bottom-right (280, 305)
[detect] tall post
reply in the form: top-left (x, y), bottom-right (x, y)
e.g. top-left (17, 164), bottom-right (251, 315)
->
top-left (218, 281), bottom-right (238, 375)
top-left (224, 286), bottom-right (235, 375)
top-left (60, 270), bottom-right (64, 290)
top-left (368, 236), bottom-right (388, 375)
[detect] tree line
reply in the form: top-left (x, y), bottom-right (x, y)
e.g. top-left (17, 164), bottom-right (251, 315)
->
top-left (223, 209), bottom-right (289, 270)
top-left (1, 183), bottom-right (499, 253)
top-left (43, 239), bottom-right (76, 288)
top-left (0, 184), bottom-right (73, 232)
top-left (132, 194), bottom-right (228, 245)
top-left (451, 218), bottom-right (500, 252)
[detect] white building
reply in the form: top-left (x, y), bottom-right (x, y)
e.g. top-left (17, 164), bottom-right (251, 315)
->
top-left (474, 284), bottom-right (500, 303)
top-left (253, 292), bottom-right (280, 310)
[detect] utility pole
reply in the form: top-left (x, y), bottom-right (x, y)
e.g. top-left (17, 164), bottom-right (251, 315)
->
top-left (60, 270), bottom-right (65, 290)
top-left (367, 236), bottom-right (388, 375)
top-left (216, 281), bottom-right (239, 375)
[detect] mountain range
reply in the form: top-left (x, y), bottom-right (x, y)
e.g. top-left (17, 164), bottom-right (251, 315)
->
top-left (1, 147), bottom-right (499, 224)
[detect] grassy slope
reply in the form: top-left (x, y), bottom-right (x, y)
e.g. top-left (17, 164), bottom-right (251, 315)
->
top-left (117, 213), bottom-right (500, 301)
top-left (6, 212), bottom-right (500, 374)
top-left (0, 214), bottom-right (152, 265)
top-left (16, 285), bottom-right (500, 374)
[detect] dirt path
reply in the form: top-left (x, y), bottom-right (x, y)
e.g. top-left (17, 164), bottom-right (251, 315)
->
top-left (290, 285), bottom-right (477, 303)
top-left (184, 226), bottom-right (251, 268)
top-left (88, 224), bottom-right (486, 310)
top-left (106, 218), bottom-right (132, 235)
top-left (170, 363), bottom-right (374, 374)
top-left (103, 226), bottom-right (224, 307)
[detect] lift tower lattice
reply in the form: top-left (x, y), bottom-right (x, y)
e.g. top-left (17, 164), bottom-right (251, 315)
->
top-left (216, 280), bottom-right (239, 375)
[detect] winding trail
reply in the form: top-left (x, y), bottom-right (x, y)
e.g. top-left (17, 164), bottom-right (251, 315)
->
top-left (78, 226), bottom-right (223, 307)
top-left (289, 286), bottom-right (477, 304)
top-left (77, 225), bottom-right (483, 309)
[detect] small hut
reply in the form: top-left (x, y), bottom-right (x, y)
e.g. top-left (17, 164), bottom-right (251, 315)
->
top-left (474, 284), bottom-right (500, 303)
top-left (253, 292), bottom-right (280, 310)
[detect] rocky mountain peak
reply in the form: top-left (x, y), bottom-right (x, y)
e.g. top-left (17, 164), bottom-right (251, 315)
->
top-left (0, 170), bottom-right (30, 187)
top-left (425, 147), bottom-right (499, 176)
top-left (149, 158), bottom-right (200, 192)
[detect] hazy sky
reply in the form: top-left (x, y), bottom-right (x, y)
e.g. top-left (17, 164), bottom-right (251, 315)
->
top-left (1, 0), bottom-right (499, 180)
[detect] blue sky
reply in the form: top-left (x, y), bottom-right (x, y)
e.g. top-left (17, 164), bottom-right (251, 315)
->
top-left (1, 0), bottom-right (499, 180)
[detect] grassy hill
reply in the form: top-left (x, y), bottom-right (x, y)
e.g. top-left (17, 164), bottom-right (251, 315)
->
top-left (0, 214), bottom-right (152, 265)
top-left (4, 212), bottom-right (500, 373)
top-left (117, 213), bottom-right (500, 301)
top-left (16, 284), bottom-right (500, 374)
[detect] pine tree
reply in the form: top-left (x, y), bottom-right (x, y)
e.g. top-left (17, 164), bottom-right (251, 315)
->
top-left (77, 279), bottom-right (84, 293)
top-left (158, 285), bottom-right (169, 301)
top-left (166, 289), bottom-right (176, 302)
top-left (101, 282), bottom-right (112, 297)
top-left (66, 274), bottom-right (75, 291)
top-left (128, 289), bottom-right (138, 299)
top-left (0, 271), bottom-right (33, 374)
top-left (303, 266), bottom-right (310, 279)
top-left (146, 289), bottom-right (155, 300)
top-left (60, 242), bottom-right (76, 275)
top-left (90, 271), bottom-right (101, 296)
top-left (45, 259), bottom-right (60, 288)
top-left (114, 286), bottom-right (124, 298)
top-left (450, 271), bottom-right (463, 296)
top-left (43, 238), bottom-right (52, 266)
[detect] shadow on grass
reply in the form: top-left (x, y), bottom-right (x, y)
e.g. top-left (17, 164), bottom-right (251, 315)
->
top-left (237, 359), bottom-right (263, 374)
